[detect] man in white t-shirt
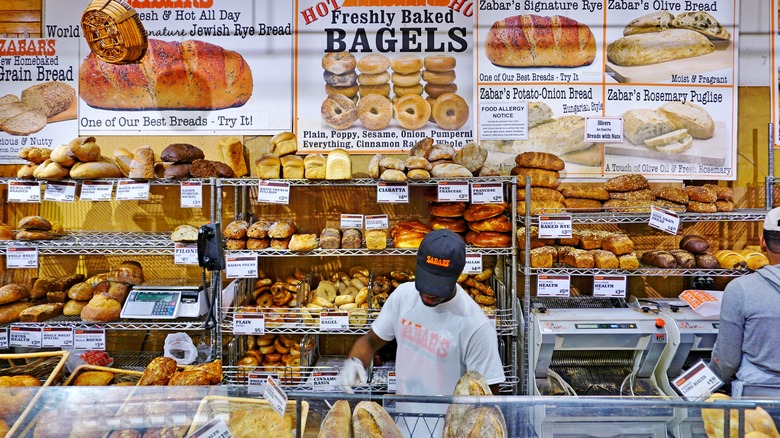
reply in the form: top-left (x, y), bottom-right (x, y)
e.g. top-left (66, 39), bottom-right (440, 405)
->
top-left (337, 229), bottom-right (506, 397)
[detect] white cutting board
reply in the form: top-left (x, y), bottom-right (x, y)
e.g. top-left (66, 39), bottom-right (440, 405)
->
top-left (604, 122), bottom-right (727, 166)
top-left (606, 41), bottom-right (733, 84)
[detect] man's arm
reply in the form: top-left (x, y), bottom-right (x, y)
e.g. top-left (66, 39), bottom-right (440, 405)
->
top-left (710, 287), bottom-right (745, 382)
top-left (348, 329), bottom-right (389, 368)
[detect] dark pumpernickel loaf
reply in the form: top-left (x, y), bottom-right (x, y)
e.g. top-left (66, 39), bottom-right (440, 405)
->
top-left (160, 144), bottom-right (205, 163)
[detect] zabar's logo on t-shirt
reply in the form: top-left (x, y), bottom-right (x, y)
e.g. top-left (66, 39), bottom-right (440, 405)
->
top-left (426, 256), bottom-right (450, 268)
top-left (399, 318), bottom-right (451, 358)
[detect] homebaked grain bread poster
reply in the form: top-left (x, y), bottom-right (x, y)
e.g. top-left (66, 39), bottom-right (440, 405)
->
top-left (57, 0), bottom-right (293, 136)
top-left (294, 0), bottom-right (475, 152)
top-left (0, 2), bottom-right (79, 164)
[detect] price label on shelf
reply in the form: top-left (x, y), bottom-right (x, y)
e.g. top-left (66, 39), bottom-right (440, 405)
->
top-left (44, 181), bottom-right (76, 202)
top-left (233, 313), bottom-right (265, 335)
top-left (263, 375), bottom-right (288, 418)
top-left (0, 328), bottom-right (8, 349)
top-left (188, 417), bottom-right (233, 438)
top-left (365, 214), bottom-right (389, 230)
top-left (74, 329), bottom-right (106, 350)
top-left (312, 371), bottom-right (338, 391)
top-left (537, 275), bottom-right (570, 297)
top-left (257, 181), bottom-right (290, 204)
top-left (174, 243), bottom-right (199, 265)
top-left (387, 371), bottom-right (396, 392)
top-left (649, 206), bottom-right (680, 235)
top-left (593, 275), bottom-right (627, 298)
top-left (376, 181), bottom-right (408, 203)
top-left (80, 181), bottom-right (114, 201)
top-left (320, 311), bottom-right (349, 331)
top-left (340, 214), bottom-right (364, 230)
top-left (470, 182), bottom-right (504, 204)
top-left (115, 180), bottom-right (150, 201)
top-left (180, 181), bottom-right (203, 208)
top-left (463, 253), bottom-right (483, 274)
top-left (42, 327), bottom-right (73, 348)
top-left (247, 372), bottom-right (273, 394)
top-left (225, 253), bottom-right (258, 278)
top-left (672, 360), bottom-right (723, 401)
top-left (9, 326), bottom-right (42, 348)
top-left (6, 247), bottom-right (38, 269)
top-left (7, 181), bottom-right (41, 203)
top-left (437, 181), bottom-right (469, 202)
top-left (538, 215), bottom-right (572, 239)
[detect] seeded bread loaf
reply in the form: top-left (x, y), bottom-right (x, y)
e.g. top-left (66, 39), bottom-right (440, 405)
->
top-left (21, 81), bottom-right (75, 118)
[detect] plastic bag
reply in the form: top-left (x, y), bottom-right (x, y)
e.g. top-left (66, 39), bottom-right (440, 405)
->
top-left (62, 347), bottom-right (114, 373)
top-left (164, 332), bottom-right (198, 365)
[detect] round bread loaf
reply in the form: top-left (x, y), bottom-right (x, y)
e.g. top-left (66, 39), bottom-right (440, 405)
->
top-left (0, 284), bottom-right (30, 305)
top-left (80, 293), bottom-right (121, 322)
top-left (18, 216), bottom-right (52, 231)
top-left (224, 220), bottom-right (249, 240)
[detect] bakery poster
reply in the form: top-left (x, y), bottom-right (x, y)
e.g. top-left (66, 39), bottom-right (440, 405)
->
top-left (774, 0), bottom-right (780, 147)
top-left (56, 0), bottom-right (294, 136)
top-left (476, 2), bottom-right (738, 180)
top-left (0, 6), bottom-right (79, 164)
top-left (294, 0), bottom-right (474, 153)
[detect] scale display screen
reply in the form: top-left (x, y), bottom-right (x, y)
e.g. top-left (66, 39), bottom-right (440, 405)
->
top-left (575, 323), bottom-right (638, 329)
top-left (121, 291), bottom-right (181, 319)
top-left (135, 292), bottom-right (177, 302)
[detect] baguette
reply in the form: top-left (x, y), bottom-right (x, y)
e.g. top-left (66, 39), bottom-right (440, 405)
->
top-left (353, 401), bottom-right (402, 438)
top-left (80, 39), bottom-right (253, 110)
top-left (607, 29), bottom-right (714, 66)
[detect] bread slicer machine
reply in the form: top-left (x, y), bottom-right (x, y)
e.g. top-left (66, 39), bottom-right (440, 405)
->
top-left (121, 278), bottom-right (208, 319)
top-left (528, 297), bottom-right (672, 438)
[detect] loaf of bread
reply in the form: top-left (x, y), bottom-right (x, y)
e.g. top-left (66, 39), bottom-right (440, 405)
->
top-left (304, 154), bottom-right (327, 179)
top-left (80, 293), bottom-right (121, 322)
top-left (703, 184), bottom-right (734, 201)
top-left (680, 235), bottom-right (710, 254)
top-left (687, 200), bottom-right (717, 213)
top-left (517, 187), bottom-right (565, 203)
top-left (737, 249), bottom-right (770, 271)
top-left (715, 200), bottom-right (736, 212)
top-left (0, 301), bottom-right (34, 324)
top-left (624, 10), bottom-right (674, 35)
top-left (319, 228), bottom-right (341, 249)
top-left (73, 370), bottom-right (115, 386)
top-left (602, 234), bottom-right (635, 255)
top-left (714, 250), bottom-right (748, 270)
top-left (463, 203), bottom-right (507, 222)
top-left (160, 143), bottom-right (204, 163)
top-left (19, 146), bottom-right (51, 164)
top-left (517, 200), bottom-right (565, 215)
top-left (607, 29), bottom-right (714, 66)
top-left (319, 400), bottom-right (352, 438)
top-left (525, 246), bottom-right (555, 268)
top-left (19, 302), bottom-right (64, 322)
top-left (453, 142), bottom-right (488, 174)
top-left (695, 253), bottom-right (720, 269)
top-left (641, 250), bottom-right (678, 268)
top-left (468, 215), bottom-right (511, 233)
top-left (669, 249), bottom-right (696, 268)
top-left (271, 132), bottom-right (298, 157)
top-left (654, 187), bottom-right (689, 204)
top-left (18, 216), bottom-right (52, 231)
top-left (288, 234), bottom-right (317, 252)
top-left (605, 174), bottom-right (649, 192)
top-left (113, 148), bottom-right (133, 177)
top-left (559, 186), bottom-right (610, 201)
top-left (63, 300), bottom-right (89, 316)
top-left (511, 167), bottom-right (560, 188)
top-left (658, 101), bottom-right (715, 139)
top-left (129, 146), bottom-right (155, 179)
top-left (514, 151), bottom-right (565, 171)
top-left (224, 220), bottom-right (249, 240)
top-left (516, 226), bottom-right (554, 249)
top-left (430, 163), bottom-right (472, 178)
top-left (170, 224), bottom-right (199, 243)
top-left (33, 159), bottom-right (69, 179)
top-left (21, 80), bottom-right (75, 117)
top-left (106, 261), bottom-right (145, 286)
top-left (187, 159), bottom-right (216, 178)
top-left (591, 249), bottom-right (619, 269)
top-left (563, 248), bottom-right (595, 268)
top-left (510, 116), bottom-right (592, 157)
top-left (68, 136), bottom-right (101, 163)
top-left (608, 189), bottom-right (655, 201)
top-left (326, 148), bottom-right (352, 180)
top-left (563, 198), bottom-right (602, 212)
top-left (80, 39), bottom-right (253, 110)
top-left (268, 220), bottom-right (296, 239)
top-left (256, 154), bottom-right (281, 179)
top-left (280, 155), bottom-right (304, 179)
top-left (486, 15), bottom-right (596, 67)
top-left (0, 284), bottom-right (30, 305)
top-left (619, 253), bottom-right (640, 270)
top-left (701, 393), bottom-right (779, 438)
top-left (353, 401), bottom-right (402, 438)
top-left (217, 137), bottom-right (248, 177)
top-left (69, 158), bottom-right (123, 179)
top-left (342, 229), bottom-right (363, 249)
top-left (365, 229), bottom-right (388, 250)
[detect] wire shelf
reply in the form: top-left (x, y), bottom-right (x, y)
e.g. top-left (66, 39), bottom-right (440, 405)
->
top-left (3, 232), bottom-right (175, 255)
top-left (517, 208), bottom-right (769, 225)
top-left (7, 315), bottom-right (209, 331)
top-left (226, 245), bottom-right (514, 257)
top-left (527, 266), bottom-right (751, 277)
top-left (218, 176), bottom-right (515, 187)
top-left (0, 177), bottom-right (216, 186)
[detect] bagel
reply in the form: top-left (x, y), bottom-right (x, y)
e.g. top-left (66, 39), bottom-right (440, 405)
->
top-left (254, 277), bottom-right (273, 287)
top-left (393, 94), bottom-right (431, 130)
top-left (279, 334), bottom-right (297, 348)
top-left (322, 51), bottom-right (357, 74)
top-left (432, 93), bottom-right (469, 130)
top-left (425, 82), bottom-right (458, 98)
top-left (357, 71), bottom-right (390, 86)
top-left (245, 349), bottom-right (263, 362)
top-left (270, 281), bottom-right (286, 294)
top-left (273, 337), bottom-right (290, 354)
top-left (391, 71), bottom-right (422, 87)
top-left (325, 84), bottom-right (358, 98)
top-left (286, 356), bottom-right (301, 366)
top-left (424, 54), bottom-right (456, 72)
top-left (357, 54), bottom-right (391, 74)
top-left (391, 55), bottom-right (423, 74)
top-left (265, 353), bottom-right (282, 363)
top-left (238, 356), bottom-right (259, 367)
top-left (423, 69), bottom-right (456, 85)
top-left (357, 94), bottom-right (393, 130)
top-left (393, 83), bottom-right (424, 97)
top-left (259, 344), bottom-right (276, 354)
top-left (321, 94), bottom-right (358, 130)
top-left (256, 335), bottom-right (275, 347)
top-left (256, 292), bottom-right (273, 307)
top-left (272, 289), bottom-right (293, 306)
top-left (262, 360), bottom-right (281, 367)
top-left (323, 70), bottom-right (358, 87)
top-left (359, 84), bottom-right (390, 98)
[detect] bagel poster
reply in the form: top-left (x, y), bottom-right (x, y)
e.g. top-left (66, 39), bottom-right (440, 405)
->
top-left (294, 0), bottom-right (475, 152)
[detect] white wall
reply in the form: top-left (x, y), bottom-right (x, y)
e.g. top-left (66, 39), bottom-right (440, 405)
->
top-left (739, 0), bottom-right (772, 85)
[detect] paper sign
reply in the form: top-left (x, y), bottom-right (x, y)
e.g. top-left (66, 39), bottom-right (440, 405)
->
top-left (672, 360), bottom-right (723, 400)
top-left (44, 181), bottom-right (76, 202)
top-left (6, 247), bottom-right (39, 269)
top-left (437, 181), bottom-right (469, 202)
top-left (187, 417), bottom-right (233, 438)
top-left (463, 253), bottom-right (483, 274)
top-left (0, 328), bottom-right (8, 349)
top-left (679, 290), bottom-right (723, 317)
top-left (225, 254), bottom-right (258, 278)
top-left (365, 214), bottom-right (389, 230)
top-left (537, 275), bottom-right (571, 297)
top-left (9, 326), bottom-right (42, 348)
top-left (7, 181), bottom-right (41, 203)
top-left (233, 314), bottom-right (265, 335)
top-left (387, 371), bottom-right (396, 392)
top-left (340, 214), bottom-right (364, 229)
top-left (257, 181), bottom-right (290, 204)
top-left (585, 117), bottom-right (623, 143)
top-left (174, 243), bottom-right (199, 265)
top-left (263, 375), bottom-right (288, 418)
top-left (79, 181), bottom-right (114, 201)
top-left (248, 372), bottom-right (273, 394)
top-left (320, 312), bottom-right (349, 331)
top-left (538, 215), bottom-right (572, 239)
top-left (649, 206), bottom-right (680, 235)
top-left (479, 101), bottom-right (529, 140)
top-left (42, 327), bottom-right (73, 348)
top-left (180, 181), bottom-right (203, 208)
top-left (312, 371), bottom-right (338, 391)
top-left (471, 182), bottom-right (504, 204)
top-left (115, 181), bottom-right (150, 201)
top-left (593, 275), bottom-right (627, 298)
top-left (74, 329), bottom-right (106, 350)
top-left (377, 182), bottom-right (408, 203)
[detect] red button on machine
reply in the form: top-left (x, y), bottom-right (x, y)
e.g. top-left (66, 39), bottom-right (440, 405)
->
top-left (655, 318), bottom-right (666, 329)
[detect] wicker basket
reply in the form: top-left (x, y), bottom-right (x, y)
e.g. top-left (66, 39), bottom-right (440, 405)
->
top-left (187, 395), bottom-right (309, 437)
top-left (81, 0), bottom-right (147, 64)
top-left (63, 364), bottom-right (144, 386)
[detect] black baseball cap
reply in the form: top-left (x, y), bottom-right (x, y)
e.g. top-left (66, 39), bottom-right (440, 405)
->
top-left (415, 229), bottom-right (466, 298)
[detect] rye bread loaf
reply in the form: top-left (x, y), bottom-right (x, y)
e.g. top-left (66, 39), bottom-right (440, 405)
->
top-left (607, 29), bottom-right (714, 66)
top-left (160, 143), bottom-right (204, 163)
top-left (21, 81), bottom-right (76, 117)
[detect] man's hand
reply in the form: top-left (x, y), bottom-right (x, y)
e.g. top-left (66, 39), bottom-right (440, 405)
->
top-left (336, 357), bottom-right (367, 393)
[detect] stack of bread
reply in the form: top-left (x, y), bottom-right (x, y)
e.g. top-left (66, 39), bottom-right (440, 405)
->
top-left (137, 356), bottom-right (222, 386)
top-left (701, 393), bottom-right (779, 438)
top-left (321, 52), bottom-right (359, 130)
top-left (15, 215), bottom-right (61, 241)
top-left (256, 132), bottom-right (299, 179)
top-left (704, 184), bottom-right (736, 211)
top-left (458, 269), bottom-right (497, 314)
top-left (521, 230), bottom-right (639, 270)
top-left (20, 136), bottom-right (123, 180)
top-left (444, 371), bottom-right (507, 438)
top-left (355, 54), bottom-right (392, 130)
top-left (560, 185), bottom-right (611, 212)
top-left (302, 267), bottom-right (370, 327)
top-left (79, 261), bottom-right (144, 322)
top-left (16, 146), bottom-right (51, 178)
top-left (244, 273), bottom-right (300, 310)
top-left (638, 235), bottom-right (719, 269)
top-left (683, 184), bottom-right (736, 213)
top-left (513, 152), bottom-right (565, 214)
top-left (427, 185), bottom-right (468, 236)
top-left (390, 220), bottom-right (430, 248)
top-left (369, 138), bottom-right (488, 180)
top-left (224, 219), bottom-right (297, 250)
top-left (713, 246), bottom-right (769, 271)
top-left (319, 400), bottom-right (402, 438)
top-left (26, 273), bottom-right (85, 321)
top-left (0, 283), bottom-right (35, 324)
top-left (237, 334), bottom-right (308, 381)
top-left (153, 142), bottom-right (234, 179)
top-left (464, 202), bottom-right (512, 248)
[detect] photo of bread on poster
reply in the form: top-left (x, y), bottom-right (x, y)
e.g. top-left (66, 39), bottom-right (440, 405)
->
top-left (605, 9), bottom-right (734, 84)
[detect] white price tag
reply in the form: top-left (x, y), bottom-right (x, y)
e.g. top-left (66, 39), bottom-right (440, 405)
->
top-left (537, 275), bottom-right (571, 297)
top-left (188, 417), bottom-right (233, 438)
top-left (257, 181), bottom-right (290, 204)
top-left (6, 247), bottom-right (39, 269)
top-left (463, 253), bottom-right (483, 274)
top-left (593, 275), bottom-right (627, 298)
top-left (649, 206), bottom-right (680, 235)
top-left (9, 326), bottom-right (42, 348)
top-left (42, 327), bottom-right (73, 348)
top-left (376, 181), bottom-right (408, 203)
top-left (320, 311), bottom-right (349, 331)
top-left (312, 371), bottom-right (338, 391)
top-left (247, 372), bottom-right (273, 394)
top-left (672, 360), bottom-right (724, 401)
top-left (225, 253), bottom-right (258, 278)
top-left (365, 214), bottom-right (389, 230)
top-left (44, 181), bottom-right (76, 202)
top-left (437, 181), bottom-right (470, 202)
top-left (387, 371), bottom-right (396, 392)
top-left (233, 313), bottom-right (265, 335)
top-left (79, 181), bottom-right (114, 201)
top-left (174, 243), bottom-right (199, 265)
top-left (115, 180), bottom-right (150, 201)
top-left (470, 183), bottom-right (504, 204)
top-left (180, 181), bottom-right (203, 208)
top-left (0, 327), bottom-right (8, 349)
top-left (538, 215), bottom-right (572, 239)
top-left (340, 214), bottom-right (364, 229)
top-left (585, 117), bottom-right (623, 143)
top-left (74, 329), bottom-right (106, 350)
top-left (263, 375), bottom-right (288, 418)
top-left (7, 181), bottom-right (41, 203)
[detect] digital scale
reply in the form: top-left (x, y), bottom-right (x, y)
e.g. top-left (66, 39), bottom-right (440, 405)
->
top-left (120, 278), bottom-right (208, 319)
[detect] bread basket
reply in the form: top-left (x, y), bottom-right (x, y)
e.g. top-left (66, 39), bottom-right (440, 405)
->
top-left (81, 0), bottom-right (148, 64)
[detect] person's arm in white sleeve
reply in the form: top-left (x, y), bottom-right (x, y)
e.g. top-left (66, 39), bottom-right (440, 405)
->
top-left (464, 321), bottom-right (506, 394)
